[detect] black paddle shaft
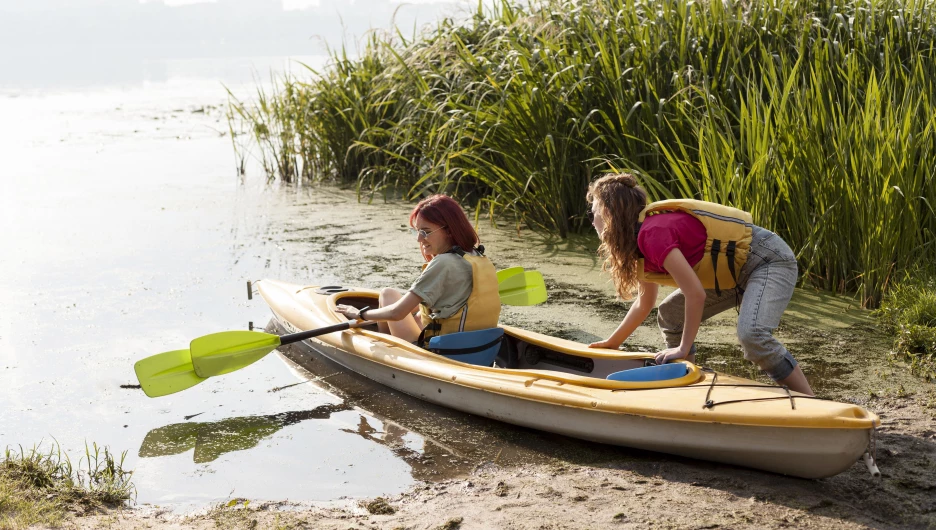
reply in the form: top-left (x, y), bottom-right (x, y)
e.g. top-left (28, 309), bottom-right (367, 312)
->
top-left (279, 321), bottom-right (361, 346)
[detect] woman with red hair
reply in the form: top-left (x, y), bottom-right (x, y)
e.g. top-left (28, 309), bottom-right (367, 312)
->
top-left (335, 195), bottom-right (501, 343)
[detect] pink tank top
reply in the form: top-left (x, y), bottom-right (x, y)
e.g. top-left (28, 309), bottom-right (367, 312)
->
top-left (637, 212), bottom-right (707, 273)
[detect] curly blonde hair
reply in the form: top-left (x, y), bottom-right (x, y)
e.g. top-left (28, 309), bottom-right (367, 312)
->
top-left (586, 173), bottom-right (648, 299)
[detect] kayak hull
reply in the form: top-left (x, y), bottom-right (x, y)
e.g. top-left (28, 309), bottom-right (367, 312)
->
top-left (259, 279), bottom-right (878, 479)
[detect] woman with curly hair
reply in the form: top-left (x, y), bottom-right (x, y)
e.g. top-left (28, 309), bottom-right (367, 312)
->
top-left (586, 173), bottom-right (813, 395)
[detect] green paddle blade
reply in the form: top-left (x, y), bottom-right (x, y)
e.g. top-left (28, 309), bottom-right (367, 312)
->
top-left (496, 266), bottom-right (524, 283)
top-left (190, 330), bottom-right (282, 378)
top-left (134, 349), bottom-right (206, 398)
top-left (498, 270), bottom-right (547, 306)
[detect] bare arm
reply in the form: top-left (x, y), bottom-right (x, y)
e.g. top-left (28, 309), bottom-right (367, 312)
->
top-left (589, 281), bottom-right (659, 349)
top-left (654, 248), bottom-right (706, 363)
top-left (335, 291), bottom-right (423, 322)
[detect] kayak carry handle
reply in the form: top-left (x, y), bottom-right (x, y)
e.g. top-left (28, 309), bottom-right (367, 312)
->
top-left (863, 452), bottom-right (881, 477)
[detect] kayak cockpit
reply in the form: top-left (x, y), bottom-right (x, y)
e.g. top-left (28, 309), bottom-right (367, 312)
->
top-left (326, 288), bottom-right (697, 385)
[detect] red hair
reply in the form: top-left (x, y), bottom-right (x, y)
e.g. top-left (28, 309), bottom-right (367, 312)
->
top-left (409, 195), bottom-right (479, 255)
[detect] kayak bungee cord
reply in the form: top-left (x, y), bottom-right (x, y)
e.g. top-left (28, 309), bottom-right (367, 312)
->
top-left (609, 366), bottom-right (828, 411)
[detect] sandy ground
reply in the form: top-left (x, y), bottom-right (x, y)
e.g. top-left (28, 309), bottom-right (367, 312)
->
top-left (57, 190), bottom-right (936, 529)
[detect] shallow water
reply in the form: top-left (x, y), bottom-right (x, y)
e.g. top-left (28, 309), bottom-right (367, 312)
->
top-left (0, 57), bottom-right (420, 509)
top-left (0, 54), bottom-right (623, 511)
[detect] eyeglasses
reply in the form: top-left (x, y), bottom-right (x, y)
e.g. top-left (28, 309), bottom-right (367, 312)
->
top-left (409, 226), bottom-right (447, 239)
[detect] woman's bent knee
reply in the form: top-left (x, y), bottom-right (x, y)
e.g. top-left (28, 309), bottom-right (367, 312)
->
top-left (657, 295), bottom-right (684, 331)
top-left (379, 287), bottom-right (404, 305)
top-left (737, 325), bottom-right (769, 350)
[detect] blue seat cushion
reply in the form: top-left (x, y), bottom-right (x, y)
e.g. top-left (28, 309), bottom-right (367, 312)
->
top-left (606, 363), bottom-right (689, 382)
top-left (428, 328), bottom-right (504, 367)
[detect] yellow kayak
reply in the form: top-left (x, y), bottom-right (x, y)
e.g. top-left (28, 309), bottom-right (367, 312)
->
top-left (258, 279), bottom-right (879, 478)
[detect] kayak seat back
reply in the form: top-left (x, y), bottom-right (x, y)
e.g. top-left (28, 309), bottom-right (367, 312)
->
top-left (606, 363), bottom-right (689, 382)
top-left (428, 327), bottom-right (505, 367)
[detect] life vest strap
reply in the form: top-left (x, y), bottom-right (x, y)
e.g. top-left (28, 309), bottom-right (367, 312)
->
top-left (634, 223), bottom-right (644, 259)
top-left (711, 239), bottom-right (722, 296)
top-left (726, 240), bottom-right (745, 307)
top-left (726, 240), bottom-right (737, 284)
top-left (417, 322), bottom-right (442, 348)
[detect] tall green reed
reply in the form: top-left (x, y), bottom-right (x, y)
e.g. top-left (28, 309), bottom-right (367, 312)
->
top-left (228, 0), bottom-right (936, 306)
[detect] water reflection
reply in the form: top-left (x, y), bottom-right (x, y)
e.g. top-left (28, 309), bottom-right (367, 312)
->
top-left (343, 414), bottom-right (470, 481)
top-left (139, 404), bottom-right (350, 463)
top-left (137, 395), bottom-right (479, 481)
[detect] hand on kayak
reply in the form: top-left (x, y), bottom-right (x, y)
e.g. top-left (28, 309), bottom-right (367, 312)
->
top-left (588, 339), bottom-right (620, 350)
top-left (334, 304), bottom-right (366, 321)
top-left (654, 347), bottom-right (689, 365)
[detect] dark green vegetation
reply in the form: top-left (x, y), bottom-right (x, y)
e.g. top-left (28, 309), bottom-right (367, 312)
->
top-left (874, 272), bottom-right (936, 379)
top-left (364, 497), bottom-right (397, 515)
top-left (0, 442), bottom-right (134, 528)
top-left (228, 0), bottom-right (936, 308)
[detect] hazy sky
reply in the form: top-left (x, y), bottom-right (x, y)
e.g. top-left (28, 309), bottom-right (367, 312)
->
top-left (154, 0), bottom-right (321, 7)
top-left (0, 0), bottom-right (473, 59)
top-left (0, 0), bottom-right (474, 87)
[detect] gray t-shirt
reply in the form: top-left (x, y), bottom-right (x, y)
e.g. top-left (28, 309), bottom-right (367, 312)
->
top-left (409, 252), bottom-right (474, 320)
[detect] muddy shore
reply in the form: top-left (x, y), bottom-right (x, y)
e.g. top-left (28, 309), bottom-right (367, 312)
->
top-left (70, 188), bottom-right (936, 529)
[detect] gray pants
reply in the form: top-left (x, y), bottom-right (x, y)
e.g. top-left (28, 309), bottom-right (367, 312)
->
top-left (657, 226), bottom-right (799, 381)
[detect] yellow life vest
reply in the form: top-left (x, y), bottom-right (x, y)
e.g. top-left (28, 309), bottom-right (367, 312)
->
top-left (636, 199), bottom-right (753, 294)
top-left (419, 250), bottom-right (501, 341)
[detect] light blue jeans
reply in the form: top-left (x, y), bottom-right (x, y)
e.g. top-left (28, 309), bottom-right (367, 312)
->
top-left (656, 226), bottom-right (799, 381)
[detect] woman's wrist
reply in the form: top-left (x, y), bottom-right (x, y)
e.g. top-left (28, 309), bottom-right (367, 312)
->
top-left (359, 306), bottom-right (370, 320)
